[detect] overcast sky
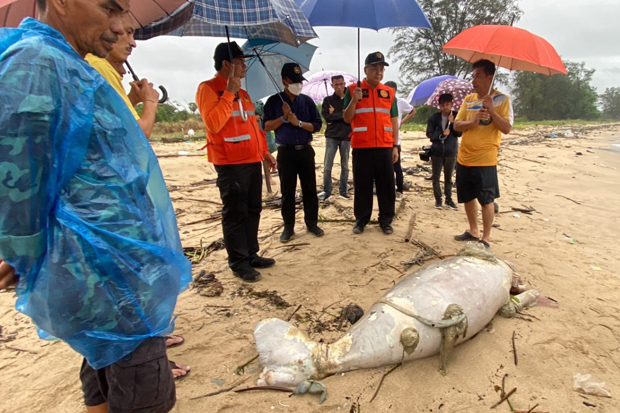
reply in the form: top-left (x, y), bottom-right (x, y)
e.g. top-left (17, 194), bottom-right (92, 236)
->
top-left (126, 0), bottom-right (619, 107)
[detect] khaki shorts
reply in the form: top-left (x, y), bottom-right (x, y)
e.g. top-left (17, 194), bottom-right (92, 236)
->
top-left (80, 337), bottom-right (175, 413)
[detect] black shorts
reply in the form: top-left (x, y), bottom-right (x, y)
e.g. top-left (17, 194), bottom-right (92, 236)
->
top-left (80, 337), bottom-right (175, 413)
top-left (455, 163), bottom-right (500, 205)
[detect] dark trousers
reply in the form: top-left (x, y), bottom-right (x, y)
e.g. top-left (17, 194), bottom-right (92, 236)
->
top-left (352, 147), bottom-right (395, 226)
top-left (277, 145), bottom-right (319, 229)
top-left (393, 144), bottom-right (403, 193)
top-left (215, 162), bottom-right (262, 271)
top-left (431, 156), bottom-right (456, 202)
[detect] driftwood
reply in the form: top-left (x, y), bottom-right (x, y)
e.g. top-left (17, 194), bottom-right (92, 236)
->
top-left (404, 213), bottom-right (417, 243)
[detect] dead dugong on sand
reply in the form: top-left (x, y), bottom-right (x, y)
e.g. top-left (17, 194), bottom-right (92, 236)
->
top-left (254, 244), bottom-right (538, 388)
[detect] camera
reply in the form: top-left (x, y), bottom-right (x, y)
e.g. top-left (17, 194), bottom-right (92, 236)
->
top-left (419, 145), bottom-right (431, 162)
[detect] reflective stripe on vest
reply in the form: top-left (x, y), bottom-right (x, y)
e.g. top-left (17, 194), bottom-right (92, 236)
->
top-left (354, 108), bottom-right (375, 114)
top-left (232, 110), bottom-right (256, 117)
top-left (223, 134), bottom-right (251, 143)
top-left (376, 108), bottom-right (391, 115)
top-left (353, 127), bottom-right (368, 132)
top-left (384, 127), bottom-right (393, 132)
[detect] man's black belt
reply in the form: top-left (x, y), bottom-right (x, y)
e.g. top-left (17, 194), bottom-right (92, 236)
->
top-left (277, 143), bottom-right (311, 150)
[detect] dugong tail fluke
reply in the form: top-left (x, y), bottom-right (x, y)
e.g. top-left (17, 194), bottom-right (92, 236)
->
top-left (255, 244), bottom-right (539, 387)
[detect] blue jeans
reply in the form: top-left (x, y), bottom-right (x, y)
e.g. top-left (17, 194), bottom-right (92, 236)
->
top-left (323, 138), bottom-right (351, 196)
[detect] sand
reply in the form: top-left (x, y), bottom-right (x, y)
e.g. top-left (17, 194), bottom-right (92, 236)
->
top-left (1, 123), bottom-right (619, 413)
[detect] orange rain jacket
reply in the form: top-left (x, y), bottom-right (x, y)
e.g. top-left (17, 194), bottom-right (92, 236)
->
top-left (196, 74), bottom-right (268, 165)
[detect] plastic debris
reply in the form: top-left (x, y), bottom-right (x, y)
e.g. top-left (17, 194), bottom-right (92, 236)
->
top-left (573, 373), bottom-right (611, 398)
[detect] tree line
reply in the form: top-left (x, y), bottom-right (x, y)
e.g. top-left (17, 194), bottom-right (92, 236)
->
top-left (389, 0), bottom-right (620, 121)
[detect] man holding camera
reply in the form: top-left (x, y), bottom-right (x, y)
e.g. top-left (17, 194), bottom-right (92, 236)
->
top-left (453, 59), bottom-right (513, 249)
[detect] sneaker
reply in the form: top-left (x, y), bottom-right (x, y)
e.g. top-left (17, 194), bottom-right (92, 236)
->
top-left (279, 228), bottom-right (295, 243)
top-left (250, 256), bottom-right (276, 269)
top-left (380, 224), bottom-right (394, 235)
top-left (307, 225), bottom-right (325, 237)
top-left (318, 192), bottom-right (330, 201)
top-left (232, 266), bottom-right (261, 282)
top-left (396, 192), bottom-right (403, 201)
top-left (434, 200), bottom-right (443, 209)
top-left (352, 224), bottom-right (364, 234)
top-left (445, 200), bottom-right (458, 210)
top-left (338, 192), bottom-right (351, 200)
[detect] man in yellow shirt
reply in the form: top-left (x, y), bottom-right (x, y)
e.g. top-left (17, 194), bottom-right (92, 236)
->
top-left (453, 59), bottom-right (513, 248)
top-left (86, 14), bottom-right (159, 138)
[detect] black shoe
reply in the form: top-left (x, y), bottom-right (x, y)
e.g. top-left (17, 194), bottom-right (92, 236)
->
top-left (352, 224), bottom-right (364, 234)
top-left (307, 225), bottom-right (325, 237)
top-left (250, 256), bottom-right (276, 269)
top-left (338, 193), bottom-right (352, 200)
top-left (434, 200), bottom-right (443, 209)
top-left (445, 200), bottom-right (458, 210)
top-left (280, 228), bottom-right (295, 243)
top-left (232, 266), bottom-right (261, 282)
top-left (380, 224), bottom-right (394, 235)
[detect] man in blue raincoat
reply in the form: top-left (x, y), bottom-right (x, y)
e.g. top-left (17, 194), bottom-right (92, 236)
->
top-left (0, 1), bottom-right (192, 412)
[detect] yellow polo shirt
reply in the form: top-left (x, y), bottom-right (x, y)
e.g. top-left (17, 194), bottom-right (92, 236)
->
top-left (86, 54), bottom-right (140, 120)
top-left (456, 91), bottom-right (513, 166)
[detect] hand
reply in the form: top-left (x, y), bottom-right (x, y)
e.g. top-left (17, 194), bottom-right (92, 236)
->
top-left (443, 128), bottom-right (450, 136)
top-left (475, 107), bottom-right (491, 122)
top-left (448, 113), bottom-right (454, 123)
top-left (226, 64), bottom-right (241, 95)
top-left (0, 259), bottom-right (17, 290)
top-left (392, 147), bottom-right (399, 164)
top-left (353, 87), bottom-right (363, 102)
top-left (128, 78), bottom-right (159, 105)
top-left (281, 103), bottom-right (292, 118)
top-left (328, 105), bottom-right (335, 114)
top-left (482, 95), bottom-right (495, 116)
top-left (287, 112), bottom-right (300, 126)
top-left (265, 153), bottom-right (277, 172)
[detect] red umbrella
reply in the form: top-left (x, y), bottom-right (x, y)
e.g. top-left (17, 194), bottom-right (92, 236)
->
top-left (0, 0), bottom-right (190, 28)
top-left (442, 25), bottom-right (567, 76)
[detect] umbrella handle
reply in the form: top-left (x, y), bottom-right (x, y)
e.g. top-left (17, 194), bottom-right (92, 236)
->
top-left (126, 60), bottom-right (168, 104)
top-left (357, 28), bottom-right (361, 87)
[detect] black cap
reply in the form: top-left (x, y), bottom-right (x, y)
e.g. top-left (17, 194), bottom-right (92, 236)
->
top-left (281, 62), bottom-right (307, 83)
top-left (213, 41), bottom-right (252, 65)
top-left (364, 51), bottom-right (390, 66)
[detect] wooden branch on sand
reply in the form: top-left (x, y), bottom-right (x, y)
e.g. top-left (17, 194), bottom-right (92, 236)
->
top-left (555, 194), bottom-right (583, 205)
top-left (404, 213), bottom-right (417, 242)
top-left (491, 387), bottom-right (516, 409)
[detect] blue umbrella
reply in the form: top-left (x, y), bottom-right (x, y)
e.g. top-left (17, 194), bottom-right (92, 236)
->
top-left (242, 39), bottom-right (317, 101)
top-left (295, 0), bottom-right (431, 80)
top-left (406, 75), bottom-right (458, 107)
top-left (135, 0), bottom-right (317, 46)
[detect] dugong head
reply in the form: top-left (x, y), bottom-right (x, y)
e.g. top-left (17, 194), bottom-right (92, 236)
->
top-left (254, 318), bottom-right (319, 387)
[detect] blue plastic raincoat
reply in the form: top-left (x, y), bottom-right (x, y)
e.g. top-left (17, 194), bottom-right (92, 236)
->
top-left (0, 19), bottom-right (192, 369)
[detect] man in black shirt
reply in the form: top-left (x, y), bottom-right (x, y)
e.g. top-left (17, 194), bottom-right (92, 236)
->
top-left (319, 75), bottom-right (352, 201)
top-left (264, 63), bottom-right (324, 242)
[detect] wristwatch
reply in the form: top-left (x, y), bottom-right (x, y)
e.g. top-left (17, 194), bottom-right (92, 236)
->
top-left (298, 120), bottom-right (303, 128)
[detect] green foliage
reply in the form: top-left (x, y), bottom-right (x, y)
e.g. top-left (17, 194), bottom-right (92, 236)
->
top-left (600, 87), bottom-right (620, 120)
top-left (511, 61), bottom-right (600, 121)
top-left (388, 0), bottom-right (522, 91)
top-left (136, 101), bottom-right (199, 123)
top-left (188, 102), bottom-right (198, 113)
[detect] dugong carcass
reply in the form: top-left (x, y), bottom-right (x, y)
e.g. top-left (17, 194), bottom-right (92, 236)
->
top-left (254, 245), bottom-right (538, 387)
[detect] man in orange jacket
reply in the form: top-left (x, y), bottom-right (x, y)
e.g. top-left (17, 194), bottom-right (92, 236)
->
top-left (344, 52), bottom-right (399, 235)
top-left (196, 42), bottom-right (277, 282)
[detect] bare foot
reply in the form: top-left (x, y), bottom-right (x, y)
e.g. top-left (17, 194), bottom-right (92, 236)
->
top-left (169, 360), bottom-right (191, 379)
top-left (165, 335), bottom-right (184, 348)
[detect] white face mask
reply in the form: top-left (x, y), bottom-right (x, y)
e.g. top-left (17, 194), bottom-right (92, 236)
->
top-left (287, 82), bottom-right (303, 96)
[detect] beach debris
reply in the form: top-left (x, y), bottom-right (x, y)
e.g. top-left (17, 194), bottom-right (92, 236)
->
top-left (235, 285), bottom-right (290, 309)
top-left (370, 363), bottom-right (401, 403)
top-left (512, 331), bottom-right (518, 366)
top-left (254, 245), bottom-right (539, 391)
top-left (491, 387), bottom-right (517, 409)
top-left (404, 213), bottom-right (417, 243)
top-left (573, 373), bottom-right (612, 398)
top-left (513, 214), bottom-right (521, 218)
top-left (192, 270), bottom-right (224, 297)
top-left (555, 194), bottom-right (583, 205)
top-left (338, 304), bottom-right (364, 328)
top-left (293, 380), bottom-right (328, 404)
top-left (183, 238), bottom-right (225, 263)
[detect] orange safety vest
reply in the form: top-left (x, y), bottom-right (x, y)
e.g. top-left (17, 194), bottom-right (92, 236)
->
top-left (198, 76), bottom-right (266, 165)
top-left (347, 79), bottom-right (395, 149)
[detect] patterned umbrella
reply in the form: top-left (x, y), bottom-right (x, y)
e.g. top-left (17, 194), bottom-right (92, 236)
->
top-left (134, 0), bottom-right (317, 46)
top-left (301, 71), bottom-right (358, 102)
top-left (425, 78), bottom-right (473, 111)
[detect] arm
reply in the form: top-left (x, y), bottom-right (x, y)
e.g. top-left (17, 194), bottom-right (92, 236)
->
top-left (263, 97), bottom-right (287, 132)
top-left (196, 82), bottom-right (235, 136)
top-left (322, 97), bottom-right (344, 122)
top-left (400, 107), bottom-right (416, 127)
top-left (128, 78), bottom-right (159, 138)
top-left (343, 88), bottom-right (358, 123)
top-left (391, 116), bottom-right (399, 163)
top-left (426, 114), bottom-right (444, 142)
top-left (483, 95), bottom-right (512, 135)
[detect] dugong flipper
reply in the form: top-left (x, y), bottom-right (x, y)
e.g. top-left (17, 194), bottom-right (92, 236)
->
top-left (255, 244), bottom-right (538, 388)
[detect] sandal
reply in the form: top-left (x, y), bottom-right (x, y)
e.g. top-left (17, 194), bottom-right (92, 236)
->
top-left (169, 360), bottom-right (190, 380)
top-left (478, 240), bottom-right (490, 249)
top-left (165, 335), bottom-right (184, 348)
top-left (454, 231), bottom-right (479, 242)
